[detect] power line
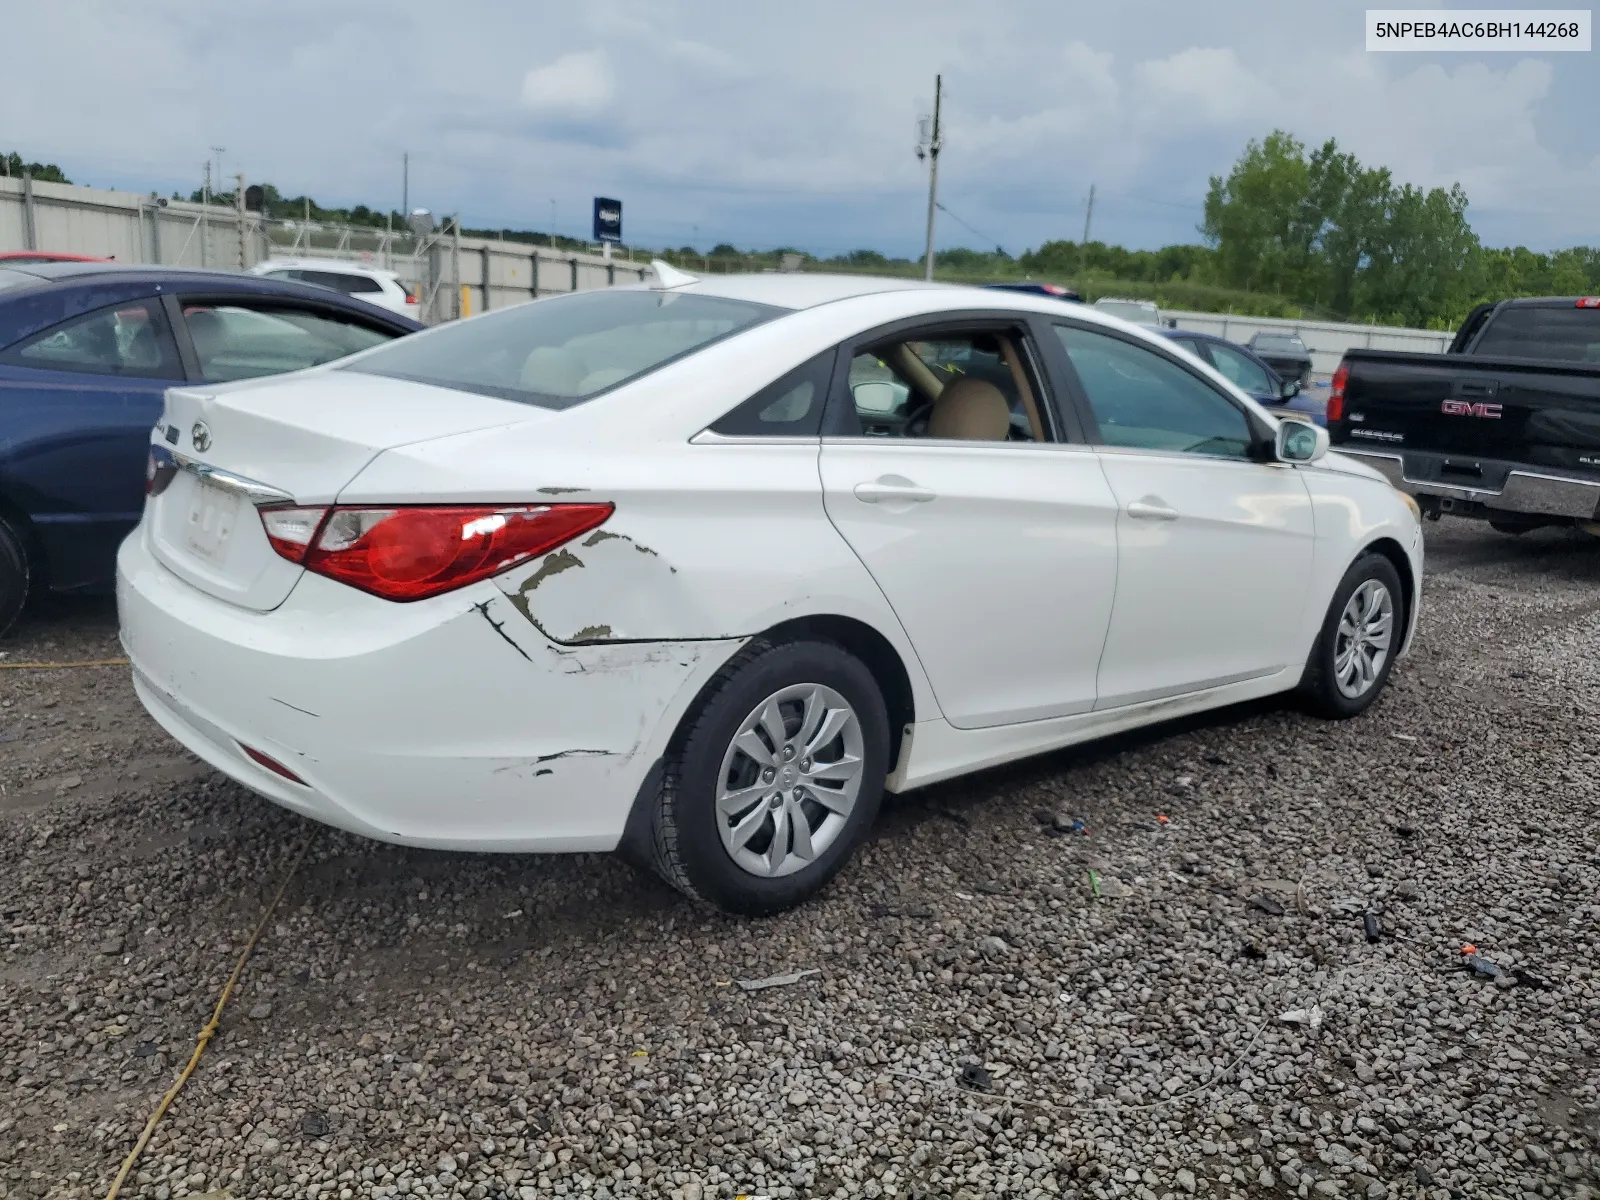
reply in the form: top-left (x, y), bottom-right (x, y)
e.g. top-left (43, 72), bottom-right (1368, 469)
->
top-left (934, 201), bottom-right (1007, 253)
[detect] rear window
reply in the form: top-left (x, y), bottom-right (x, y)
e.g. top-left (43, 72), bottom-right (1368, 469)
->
top-left (1094, 300), bottom-right (1159, 323)
top-left (1253, 334), bottom-right (1305, 352)
top-left (343, 288), bottom-right (782, 408)
top-left (1471, 306), bottom-right (1600, 363)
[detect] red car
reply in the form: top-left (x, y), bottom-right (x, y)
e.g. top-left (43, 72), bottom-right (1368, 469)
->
top-left (0, 252), bottom-right (111, 264)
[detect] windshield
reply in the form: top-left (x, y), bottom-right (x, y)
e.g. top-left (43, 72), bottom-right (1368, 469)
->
top-left (1253, 334), bottom-right (1305, 352)
top-left (1095, 300), bottom-right (1159, 324)
top-left (343, 288), bottom-right (781, 408)
top-left (1471, 306), bottom-right (1600, 363)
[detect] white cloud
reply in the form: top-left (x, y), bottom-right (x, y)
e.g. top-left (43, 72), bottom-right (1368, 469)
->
top-left (521, 50), bottom-right (614, 114)
top-left (1132, 47), bottom-right (1277, 124)
top-left (0, 0), bottom-right (1593, 255)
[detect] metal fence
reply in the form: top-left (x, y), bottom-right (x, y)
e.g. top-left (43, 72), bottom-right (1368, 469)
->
top-left (1165, 309), bottom-right (1453, 377)
top-left (3, 174), bottom-right (1461, 362)
top-left (0, 175), bottom-right (648, 323)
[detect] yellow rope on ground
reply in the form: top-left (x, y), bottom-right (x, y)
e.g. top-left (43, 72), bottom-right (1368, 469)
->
top-left (103, 833), bottom-right (317, 1200)
top-left (0, 657), bottom-right (131, 670)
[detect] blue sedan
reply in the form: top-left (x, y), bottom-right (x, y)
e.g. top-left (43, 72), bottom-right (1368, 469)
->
top-left (1160, 327), bottom-right (1325, 426)
top-left (0, 262), bottom-right (422, 635)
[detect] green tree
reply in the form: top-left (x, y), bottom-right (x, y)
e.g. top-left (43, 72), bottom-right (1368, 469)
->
top-left (3, 152), bottom-right (71, 183)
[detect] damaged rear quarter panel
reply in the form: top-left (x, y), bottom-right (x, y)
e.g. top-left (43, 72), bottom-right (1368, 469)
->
top-left (489, 442), bottom-right (923, 655)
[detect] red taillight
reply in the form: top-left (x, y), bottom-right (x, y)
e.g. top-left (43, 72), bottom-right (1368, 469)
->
top-left (1578, 297), bottom-right (1600, 308)
top-left (261, 504), bottom-right (614, 601)
top-left (239, 743), bottom-right (307, 785)
top-left (1327, 362), bottom-right (1349, 423)
top-left (145, 448), bottom-right (177, 497)
top-left (260, 506), bottom-right (328, 562)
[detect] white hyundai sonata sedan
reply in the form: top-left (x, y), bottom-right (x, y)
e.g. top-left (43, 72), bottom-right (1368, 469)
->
top-left (118, 266), bottom-right (1423, 915)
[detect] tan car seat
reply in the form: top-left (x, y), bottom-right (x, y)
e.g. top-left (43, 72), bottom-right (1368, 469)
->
top-left (927, 378), bottom-right (1010, 440)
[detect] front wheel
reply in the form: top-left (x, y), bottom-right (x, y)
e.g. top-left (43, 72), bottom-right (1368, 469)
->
top-left (1299, 553), bottom-right (1404, 719)
top-left (645, 638), bottom-right (890, 916)
top-left (0, 516), bottom-right (29, 641)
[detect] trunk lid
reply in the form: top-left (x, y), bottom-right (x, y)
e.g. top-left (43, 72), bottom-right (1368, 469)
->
top-left (144, 369), bottom-right (544, 611)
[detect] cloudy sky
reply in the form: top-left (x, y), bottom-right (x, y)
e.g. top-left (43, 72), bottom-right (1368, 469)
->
top-left (5, 0), bottom-right (1596, 257)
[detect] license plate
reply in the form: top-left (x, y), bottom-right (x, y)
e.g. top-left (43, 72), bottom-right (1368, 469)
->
top-left (184, 480), bottom-right (240, 563)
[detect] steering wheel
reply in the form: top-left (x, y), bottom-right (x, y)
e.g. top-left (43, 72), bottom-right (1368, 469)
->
top-left (903, 398), bottom-right (935, 438)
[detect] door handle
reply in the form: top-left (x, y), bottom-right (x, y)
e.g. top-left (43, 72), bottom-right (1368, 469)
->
top-left (1126, 498), bottom-right (1179, 521)
top-left (854, 477), bottom-right (936, 504)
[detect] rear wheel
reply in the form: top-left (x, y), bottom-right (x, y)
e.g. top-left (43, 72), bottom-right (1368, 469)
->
top-left (0, 517), bottom-right (29, 641)
top-left (646, 638), bottom-right (890, 916)
top-left (1299, 553), bottom-right (1404, 719)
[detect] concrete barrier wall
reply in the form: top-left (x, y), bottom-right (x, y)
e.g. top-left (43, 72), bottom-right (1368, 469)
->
top-left (1165, 308), bottom-right (1452, 376)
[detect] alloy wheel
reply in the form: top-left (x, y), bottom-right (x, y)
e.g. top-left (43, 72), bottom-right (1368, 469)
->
top-left (1334, 579), bottom-right (1394, 699)
top-left (714, 682), bottom-right (865, 878)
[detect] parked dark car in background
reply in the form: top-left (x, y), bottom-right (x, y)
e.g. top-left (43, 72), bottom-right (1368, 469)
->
top-left (1162, 328), bottom-right (1326, 425)
top-left (1248, 332), bottom-right (1314, 388)
top-left (983, 282), bottom-right (1083, 302)
top-left (0, 262), bottom-right (422, 636)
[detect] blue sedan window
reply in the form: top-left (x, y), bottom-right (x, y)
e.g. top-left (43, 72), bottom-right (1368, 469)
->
top-left (4, 300), bottom-right (182, 380)
top-left (1205, 342), bottom-right (1274, 395)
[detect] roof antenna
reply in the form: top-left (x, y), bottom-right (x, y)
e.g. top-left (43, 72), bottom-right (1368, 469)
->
top-left (650, 259), bottom-right (698, 290)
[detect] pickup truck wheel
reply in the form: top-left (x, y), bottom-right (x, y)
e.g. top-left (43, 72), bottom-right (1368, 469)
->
top-left (1299, 553), bottom-right (1404, 719)
top-left (645, 638), bottom-right (890, 917)
top-left (0, 516), bottom-right (29, 641)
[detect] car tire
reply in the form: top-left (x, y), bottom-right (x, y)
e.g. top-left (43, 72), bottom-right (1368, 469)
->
top-left (647, 638), bottom-right (890, 916)
top-left (0, 516), bottom-right (29, 641)
top-left (1298, 552), bottom-right (1405, 720)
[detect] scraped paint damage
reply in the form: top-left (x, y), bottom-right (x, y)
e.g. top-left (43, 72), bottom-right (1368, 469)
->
top-left (499, 531), bottom-right (694, 643)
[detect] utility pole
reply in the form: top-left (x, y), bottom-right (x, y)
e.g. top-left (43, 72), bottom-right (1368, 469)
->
top-left (201, 161), bottom-right (211, 269)
top-left (549, 199), bottom-right (556, 248)
top-left (236, 171), bottom-right (247, 269)
top-left (402, 151), bottom-right (409, 218)
top-left (1079, 184), bottom-right (1095, 281)
top-left (919, 74), bottom-right (943, 282)
top-left (210, 147), bottom-right (225, 197)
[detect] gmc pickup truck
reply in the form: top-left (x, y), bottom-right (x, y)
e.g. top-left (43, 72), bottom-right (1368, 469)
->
top-left (1328, 296), bottom-right (1600, 533)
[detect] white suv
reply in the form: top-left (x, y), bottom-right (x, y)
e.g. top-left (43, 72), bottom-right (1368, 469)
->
top-left (250, 258), bottom-right (420, 321)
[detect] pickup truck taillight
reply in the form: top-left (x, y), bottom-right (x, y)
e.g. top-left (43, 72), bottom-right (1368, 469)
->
top-left (1327, 363), bottom-right (1349, 423)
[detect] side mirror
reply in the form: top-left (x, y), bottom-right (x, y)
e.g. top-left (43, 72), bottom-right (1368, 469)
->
top-left (1275, 418), bottom-right (1328, 464)
top-left (852, 380), bottom-right (903, 414)
top-left (1279, 378), bottom-right (1301, 400)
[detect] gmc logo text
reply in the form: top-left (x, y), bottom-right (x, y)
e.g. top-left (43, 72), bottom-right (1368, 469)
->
top-left (1441, 399), bottom-right (1502, 419)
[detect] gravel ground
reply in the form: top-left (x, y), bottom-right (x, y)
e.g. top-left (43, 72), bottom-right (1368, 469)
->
top-left (1, 517), bottom-right (1597, 1200)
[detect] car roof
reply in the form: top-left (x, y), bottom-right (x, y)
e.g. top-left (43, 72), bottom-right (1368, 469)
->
top-left (666, 271), bottom-right (954, 311)
top-left (0, 262), bottom-right (424, 328)
top-left (257, 258), bottom-right (398, 277)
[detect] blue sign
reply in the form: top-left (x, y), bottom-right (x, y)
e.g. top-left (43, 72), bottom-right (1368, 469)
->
top-left (592, 197), bottom-right (622, 243)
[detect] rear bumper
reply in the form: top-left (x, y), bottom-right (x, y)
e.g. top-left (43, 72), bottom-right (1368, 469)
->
top-left (1339, 449), bottom-right (1600, 521)
top-left (116, 527), bottom-right (740, 852)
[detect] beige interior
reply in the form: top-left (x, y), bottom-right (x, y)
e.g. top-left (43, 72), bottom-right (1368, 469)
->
top-left (997, 338), bottom-right (1046, 440)
top-left (928, 378), bottom-right (1011, 440)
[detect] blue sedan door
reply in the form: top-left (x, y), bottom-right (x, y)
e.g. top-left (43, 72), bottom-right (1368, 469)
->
top-left (0, 297), bottom-right (185, 591)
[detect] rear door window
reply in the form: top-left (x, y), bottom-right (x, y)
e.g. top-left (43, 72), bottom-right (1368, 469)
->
top-left (1470, 306), bottom-right (1600, 363)
top-left (1205, 342), bottom-right (1275, 395)
top-left (710, 351), bottom-right (834, 436)
top-left (1, 300), bottom-right (183, 379)
top-left (179, 301), bottom-right (397, 383)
